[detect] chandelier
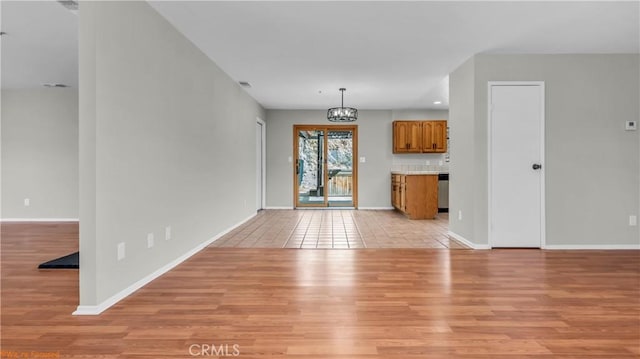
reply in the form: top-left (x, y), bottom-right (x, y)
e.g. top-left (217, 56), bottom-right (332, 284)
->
top-left (327, 88), bottom-right (358, 122)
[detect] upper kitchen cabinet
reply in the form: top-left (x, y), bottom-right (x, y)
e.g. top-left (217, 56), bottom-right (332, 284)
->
top-left (393, 121), bottom-right (422, 153)
top-left (422, 120), bottom-right (447, 153)
top-left (392, 120), bottom-right (447, 154)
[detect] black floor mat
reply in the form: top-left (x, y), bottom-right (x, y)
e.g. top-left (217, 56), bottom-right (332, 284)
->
top-left (38, 252), bottom-right (79, 269)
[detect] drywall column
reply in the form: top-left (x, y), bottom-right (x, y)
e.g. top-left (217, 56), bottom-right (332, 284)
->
top-left (448, 57), bottom-right (476, 245)
top-left (78, 0), bottom-right (97, 306)
top-left (78, 1), bottom-right (265, 312)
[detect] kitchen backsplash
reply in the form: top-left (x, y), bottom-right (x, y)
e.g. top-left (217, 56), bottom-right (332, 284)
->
top-left (391, 164), bottom-right (450, 172)
top-left (391, 154), bottom-right (449, 172)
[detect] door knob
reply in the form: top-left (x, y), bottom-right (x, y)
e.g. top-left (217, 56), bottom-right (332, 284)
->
top-left (532, 163), bottom-right (542, 170)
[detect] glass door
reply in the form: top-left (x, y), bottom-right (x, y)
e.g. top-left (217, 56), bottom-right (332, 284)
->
top-left (296, 129), bottom-right (325, 207)
top-left (294, 125), bottom-right (357, 208)
top-left (327, 130), bottom-right (354, 207)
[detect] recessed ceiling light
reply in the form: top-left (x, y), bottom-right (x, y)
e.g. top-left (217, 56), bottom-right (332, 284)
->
top-left (433, 101), bottom-right (442, 105)
top-left (239, 81), bottom-right (251, 88)
top-left (43, 83), bottom-right (68, 88)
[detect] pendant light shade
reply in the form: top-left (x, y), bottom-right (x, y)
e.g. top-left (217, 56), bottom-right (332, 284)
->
top-left (327, 88), bottom-right (358, 122)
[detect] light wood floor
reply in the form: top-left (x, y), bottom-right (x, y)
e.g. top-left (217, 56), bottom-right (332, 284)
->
top-left (211, 210), bottom-right (466, 249)
top-left (2, 222), bottom-right (639, 358)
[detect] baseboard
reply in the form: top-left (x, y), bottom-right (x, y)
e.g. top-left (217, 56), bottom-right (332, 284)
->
top-left (1, 218), bottom-right (79, 222)
top-left (265, 206), bottom-right (395, 210)
top-left (73, 212), bottom-right (257, 316)
top-left (544, 244), bottom-right (640, 250)
top-left (444, 233), bottom-right (639, 250)
top-left (447, 231), bottom-right (490, 250)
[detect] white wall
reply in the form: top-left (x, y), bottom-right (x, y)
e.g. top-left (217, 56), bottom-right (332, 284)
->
top-left (265, 109), bottom-right (448, 209)
top-left (78, 1), bottom-right (265, 310)
top-left (449, 54), bottom-right (639, 247)
top-left (1, 89), bottom-right (78, 220)
top-left (265, 110), bottom-right (390, 209)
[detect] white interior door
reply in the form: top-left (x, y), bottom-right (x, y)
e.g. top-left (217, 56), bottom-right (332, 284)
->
top-left (489, 83), bottom-right (545, 248)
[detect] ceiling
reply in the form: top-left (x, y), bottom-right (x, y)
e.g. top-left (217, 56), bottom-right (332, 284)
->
top-left (2, 1), bottom-right (638, 110)
top-left (1, 0), bottom-right (78, 90)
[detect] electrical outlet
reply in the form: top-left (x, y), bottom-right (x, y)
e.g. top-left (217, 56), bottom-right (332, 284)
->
top-left (458, 210), bottom-right (462, 221)
top-left (165, 226), bottom-right (171, 241)
top-left (147, 233), bottom-right (154, 248)
top-left (360, 157), bottom-right (366, 163)
top-left (426, 160), bottom-right (431, 165)
top-left (24, 198), bottom-right (30, 206)
top-left (630, 215), bottom-right (637, 226)
top-left (117, 242), bottom-right (126, 261)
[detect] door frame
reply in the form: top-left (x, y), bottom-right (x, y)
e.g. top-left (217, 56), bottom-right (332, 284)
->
top-left (487, 81), bottom-right (546, 248)
top-left (293, 124), bottom-right (358, 209)
top-left (256, 117), bottom-right (266, 211)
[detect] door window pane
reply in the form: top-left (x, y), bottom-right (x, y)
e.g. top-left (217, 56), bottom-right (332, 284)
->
top-left (297, 130), bottom-right (325, 205)
top-left (327, 130), bottom-right (353, 207)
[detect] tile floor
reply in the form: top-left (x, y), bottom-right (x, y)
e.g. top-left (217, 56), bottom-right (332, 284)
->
top-left (211, 209), bottom-right (468, 249)
top-left (284, 210), bottom-right (365, 248)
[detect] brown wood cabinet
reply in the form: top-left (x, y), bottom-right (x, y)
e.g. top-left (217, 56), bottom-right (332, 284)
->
top-left (391, 174), bottom-right (405, 211)
top-left (422, 120), bottom-right (447, 153)
top-left (393, 120), bottom-right (447, 154)
top-left (391, 174), bottom-right (438, 219)
top-left (393, 121), bottom-right (422, 153)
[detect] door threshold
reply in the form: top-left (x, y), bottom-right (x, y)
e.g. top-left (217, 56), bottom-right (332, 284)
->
top-left (295, 207), bottom-right (356, 210)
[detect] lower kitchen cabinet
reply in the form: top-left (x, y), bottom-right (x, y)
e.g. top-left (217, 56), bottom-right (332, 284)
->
top-left (391, 174), bottom-right (438, 219)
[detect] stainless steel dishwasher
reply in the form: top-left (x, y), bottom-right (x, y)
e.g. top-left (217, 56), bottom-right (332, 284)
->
top-left (438, 173), bottom-right (449, 213)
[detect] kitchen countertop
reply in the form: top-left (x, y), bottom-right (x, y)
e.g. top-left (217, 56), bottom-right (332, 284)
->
top-left (391, 171), bottom-right (448, 175)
